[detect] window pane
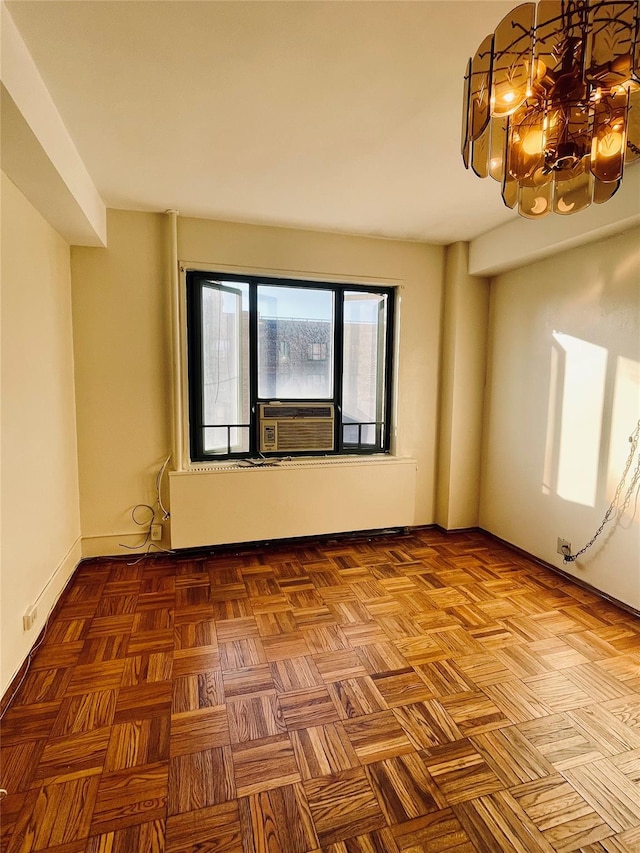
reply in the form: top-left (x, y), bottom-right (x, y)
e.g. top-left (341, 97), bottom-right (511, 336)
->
top-left (203, 426), bottom-right (249, 455)
top-left (342, 291), bottom-right (388, 448)
top-left (257, 285), bottom-right (334, 399)
top-left (360, 423), bottom-right (377, 445)
top-left (202, 282), bottom-right (250, 454)
top-left (343, 423), bottom-right (359, 445)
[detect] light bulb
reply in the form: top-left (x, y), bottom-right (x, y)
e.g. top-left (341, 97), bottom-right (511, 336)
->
top-left (503, 91), bottom-right (516, 104)
top-left (522, 129), bottom-right (545, 156)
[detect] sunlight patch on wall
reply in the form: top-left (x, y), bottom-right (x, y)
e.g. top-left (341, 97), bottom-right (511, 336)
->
top-left (552, 332), bottom-right (608, 507)
top-left (543, 342), bottom-right (561, 496)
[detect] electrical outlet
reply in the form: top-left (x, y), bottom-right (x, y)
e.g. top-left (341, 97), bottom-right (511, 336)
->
top-left (557, 537), bottom-right (571, 557)
top-left (151, 523), bottom-right (162, 541)
top-left (23, 605), bottom-right (37, 631)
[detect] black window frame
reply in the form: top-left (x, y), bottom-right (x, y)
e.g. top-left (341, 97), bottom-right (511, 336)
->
top-left (186, 270), bottom-right (395, 462)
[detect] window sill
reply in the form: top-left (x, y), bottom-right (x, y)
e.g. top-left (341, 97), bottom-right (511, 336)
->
top-left (172, 454), bottom-right (416, 476)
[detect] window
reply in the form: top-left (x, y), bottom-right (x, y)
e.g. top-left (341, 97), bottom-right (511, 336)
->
top-left (186, 272), bottom-right (394, 461)
top-left (307, 342), bottom-right (327, 361)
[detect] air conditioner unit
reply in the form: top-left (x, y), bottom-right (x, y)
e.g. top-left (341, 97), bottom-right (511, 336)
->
top-left (258, 402), bottom-right (335, 453)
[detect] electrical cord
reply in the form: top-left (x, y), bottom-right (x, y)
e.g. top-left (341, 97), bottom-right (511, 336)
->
top-left (118, 504), bottom-right (155, 550)
top-left (563, 418), bottom-right (640, 563)
top-left (156, 453), bottom-right (171, 520)
top-left (237, 451), bottom-right (293, 468)
top-left (238, 457), bottom-right (286, 467)
top-left (119, 455), bottom-right (174, 562)
top-left (127, 540), bottom-right (174, 566)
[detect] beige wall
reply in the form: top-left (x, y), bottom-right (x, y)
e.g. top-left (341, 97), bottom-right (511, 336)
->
top-left (71, 211), bottom-right (444, 557)
top-left (71, 210), bottom-right (172, 556)
top-left (436, 242), bottom-right (489, 529)
top-left (1, 173), bottom-right (82, 695)
top-left (480, 227), bottom-right (640, 609)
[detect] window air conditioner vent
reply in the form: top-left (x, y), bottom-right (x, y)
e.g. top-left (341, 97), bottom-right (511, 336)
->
top-left (261, 404), bottom-right (333, 420)
top-left (258, 403), bottom-right (335, 453)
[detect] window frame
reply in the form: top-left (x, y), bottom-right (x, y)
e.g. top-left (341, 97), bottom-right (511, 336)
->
top-left (185, 270), bottom-right (395, 462)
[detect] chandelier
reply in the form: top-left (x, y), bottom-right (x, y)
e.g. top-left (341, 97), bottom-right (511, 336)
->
top-left (462, 1), bottom-right (640, 217)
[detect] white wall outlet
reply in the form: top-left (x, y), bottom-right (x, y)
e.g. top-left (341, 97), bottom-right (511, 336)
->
top-left (557, 537), bottom-right (571, 557)
top-left (151, 523), bottom-right (162, 541)
top-left (23, 605), bottom-right (37, 631)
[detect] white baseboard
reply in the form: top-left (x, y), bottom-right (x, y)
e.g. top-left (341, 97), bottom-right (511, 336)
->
top-left (1, 535), bottom-right (82, 698)
top-left (81, 530), bottom-right (171, 558)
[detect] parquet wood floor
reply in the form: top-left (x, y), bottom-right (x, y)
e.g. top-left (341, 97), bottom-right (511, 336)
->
top-left (2, 528), bottom-right (640, 852)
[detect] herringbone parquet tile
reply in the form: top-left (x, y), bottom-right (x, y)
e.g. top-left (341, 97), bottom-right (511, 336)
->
top-left (1, 529), bottom-right (640, 852)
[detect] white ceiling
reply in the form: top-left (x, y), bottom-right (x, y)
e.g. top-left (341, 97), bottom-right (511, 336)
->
top-left (7, 0), bottom-right (527, 244)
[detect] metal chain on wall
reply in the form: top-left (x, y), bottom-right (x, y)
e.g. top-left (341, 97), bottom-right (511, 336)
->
top-left (564, 419), bottom-right (640, 563)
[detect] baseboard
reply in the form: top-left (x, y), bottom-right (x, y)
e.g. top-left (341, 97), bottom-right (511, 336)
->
top-left (431, 524), bottom-right (639, 618)
top-left (434, 524), bottom-right (482, 534)
top-left (0, 536), bottom-right (82, 711)
top-left (80, 524), bottom-right (423, 565)
top-left (81, 530), bottom-right (171, 559)
top-left (481, 530), bottom-right (640, 620)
